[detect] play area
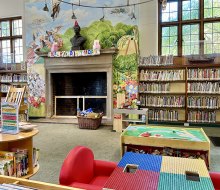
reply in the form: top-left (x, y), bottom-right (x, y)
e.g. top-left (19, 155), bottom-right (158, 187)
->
top-left (121, 125), bottom-right (210, 167)
top-left (123, 125), bottom-right (208, 142)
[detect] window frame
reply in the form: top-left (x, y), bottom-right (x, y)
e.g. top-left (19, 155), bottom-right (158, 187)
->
top-left (0, 16), bottom-right (22, 63)
top-left (158, 0), bottom-right (220, 56)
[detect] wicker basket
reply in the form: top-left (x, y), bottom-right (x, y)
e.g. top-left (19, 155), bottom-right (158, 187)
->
top-left (77, 116), bottom-right (103, 130)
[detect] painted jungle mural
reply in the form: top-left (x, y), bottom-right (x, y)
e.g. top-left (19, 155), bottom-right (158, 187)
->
top-left (25, 0), bottom-right (139, 117)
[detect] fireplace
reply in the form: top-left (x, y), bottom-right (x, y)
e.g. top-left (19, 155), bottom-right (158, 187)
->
top-left (52, 72), bottom-right (107, 116)
top-left (44, 48), bottom-right (116, 122)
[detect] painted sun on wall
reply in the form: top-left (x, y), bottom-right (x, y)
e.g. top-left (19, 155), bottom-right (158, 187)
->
top-left (25, 0), bottom-right (139, 117)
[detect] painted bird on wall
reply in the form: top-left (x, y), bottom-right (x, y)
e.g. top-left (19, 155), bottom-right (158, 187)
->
top-left (51, 0), bottom-right (60, 20)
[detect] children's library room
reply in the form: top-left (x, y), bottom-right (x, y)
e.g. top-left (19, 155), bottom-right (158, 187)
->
top-left (0, 0), bottom-right (220, 189)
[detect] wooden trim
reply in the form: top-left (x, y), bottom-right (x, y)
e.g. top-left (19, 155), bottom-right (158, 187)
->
top-left (0, 16), bottom-right (22, 61)
top-left (0, 16), bottom-right (22, 22)
top-left (158, 0), bottom-right (162, 55)
top-left (158, 0), bottom-right (220, 56)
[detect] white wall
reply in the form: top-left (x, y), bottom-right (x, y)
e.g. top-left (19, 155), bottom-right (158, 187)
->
top-left (138, 0), bottom-right (158, 56)
top-left (0, 0), bottom-right (24, 18)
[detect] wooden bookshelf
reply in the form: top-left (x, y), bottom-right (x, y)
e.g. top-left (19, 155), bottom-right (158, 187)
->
top-left (0, 129), bottom-right (39, 179)
top-left (0, 68), bottom-right (28, 120)
top-left (138, 62), bottom-right (220, 125)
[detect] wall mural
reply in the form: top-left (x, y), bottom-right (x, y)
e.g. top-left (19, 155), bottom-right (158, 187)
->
top-left (25, 0), bottom-right (139, 117)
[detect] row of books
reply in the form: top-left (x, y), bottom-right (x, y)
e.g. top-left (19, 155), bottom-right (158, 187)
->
top-left (188, 82), bottom-right (220, 94)
top-left (188, 96), bottom-right (219, 109)
top-left (148, 109), bottom-right (178, 121)
top-left (187, 111), bottom-right (216, 123)
top-left (139, 83), bottom-right (170, 93)
top-left (139, 70), bottom-right (185, 81)
top-left (0, 84), bottom-right (10, 93)
top-left (0, 149), bottom-right (28, 177)
top-left (188, 68), bottom-right (220, 80)
top-left (140, 95), bottom-right (185, 107)
top-left (0, 148), bottom-right (39, 178)
top-left (1, 74), bottom-right (27, 83)
top-left (139, 55), bottom-right (174, 66)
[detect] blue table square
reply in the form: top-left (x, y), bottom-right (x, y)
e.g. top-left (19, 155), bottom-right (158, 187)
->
top-left (118, 152), bottom-right (162, 172)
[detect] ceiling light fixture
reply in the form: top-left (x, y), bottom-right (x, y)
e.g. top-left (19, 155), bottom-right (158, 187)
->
top-left (71, 4), bottom-right (77, 19)
top-left (43, 0), bottom-right (49, 12)
top-left (100, 8), bottom-right (105, 22)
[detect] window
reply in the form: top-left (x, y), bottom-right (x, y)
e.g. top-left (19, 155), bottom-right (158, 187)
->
top-left (0, 17), bottom-right (23, 64)
top-left (159, 0), bottom-right (220, 56)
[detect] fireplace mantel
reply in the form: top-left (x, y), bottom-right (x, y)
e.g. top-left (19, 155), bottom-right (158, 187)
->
top-left (44, 48), bottom-right (117, 123)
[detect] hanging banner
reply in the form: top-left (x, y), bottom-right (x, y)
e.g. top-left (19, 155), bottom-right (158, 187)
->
top-left (1, 102), bottom-right (19, 134)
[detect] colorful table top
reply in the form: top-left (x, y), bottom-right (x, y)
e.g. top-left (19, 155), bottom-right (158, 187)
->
top-left (104, 152), bottom-right (214, 190)
top-left (122, 125), bottom-right (208, 142)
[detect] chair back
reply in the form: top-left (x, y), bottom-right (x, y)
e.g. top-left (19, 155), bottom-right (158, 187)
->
top-left (59, 146), bottom-right (95, 186)
top-left (5, 86), bottom-right (25, 107)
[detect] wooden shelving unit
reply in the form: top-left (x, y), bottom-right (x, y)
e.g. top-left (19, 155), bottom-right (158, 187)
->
top-left (138, 63), bottom-right (220, 125)
top-left (0, 68), bottom-right (28, 120)
top-left (113, 109), bottom-right (148, 132)
top-left (139, 66), bottom-right (186, 123)
top-left (0, 129), bottom-right (39, 179)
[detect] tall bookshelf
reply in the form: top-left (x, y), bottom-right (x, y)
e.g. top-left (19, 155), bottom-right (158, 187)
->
top-left (138, 61), bottom-right (220, 125)
top-left (139, 65), bottom-right (186, 123)
top-left (186, 63), bottom-right (220, 124)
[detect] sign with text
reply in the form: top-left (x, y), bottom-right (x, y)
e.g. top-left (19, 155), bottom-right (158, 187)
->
top-left (48, 49), bottom-right (100, 58)
top-left (1, 102), bottom-right (19, 134)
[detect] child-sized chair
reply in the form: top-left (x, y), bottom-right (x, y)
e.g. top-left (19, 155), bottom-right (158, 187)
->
top-left (209, 172), bottom-right (220, 190)
top-left (59, 146), bottom-right (117, 190)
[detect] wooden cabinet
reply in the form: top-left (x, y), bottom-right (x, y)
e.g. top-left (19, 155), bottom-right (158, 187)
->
top-left (0, 129), bottom-right (39, 179)
top-left (138, 63), bottom-right (220, 125)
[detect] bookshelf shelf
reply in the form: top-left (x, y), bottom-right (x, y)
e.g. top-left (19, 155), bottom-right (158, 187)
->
top-left (139, 92), bottom-right (186, 95)
top-left (0, 70), bottom-right (27, 74)
top-left (20, 164), bottom-right (40, 179)
top-left (139, 80), bottom-right (185, 83)
top-left (187, 107), bottom-right (219, 110)
top-left (188, 79), bottom-right (220, 82)
top-left (145, 106), bottom-right (185, 109)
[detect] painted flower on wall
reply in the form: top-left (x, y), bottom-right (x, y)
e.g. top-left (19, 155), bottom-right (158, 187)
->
top-left (27, 72), bottom-right (45, 108)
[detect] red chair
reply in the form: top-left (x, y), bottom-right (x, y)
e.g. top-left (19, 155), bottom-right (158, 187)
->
top-left (59, 146), bottom-right (117, 190)
top-left (209, 172), bottom-right (220, 190)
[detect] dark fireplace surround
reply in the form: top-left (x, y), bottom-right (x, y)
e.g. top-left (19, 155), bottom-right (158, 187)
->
top-left (44, 49), bottom-right (116, 122)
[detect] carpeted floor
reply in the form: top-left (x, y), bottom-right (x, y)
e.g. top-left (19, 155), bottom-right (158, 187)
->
top-left (30, 123), bottom-right (220, 185)
top-left (30, 123), bottom-right (121, 184)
